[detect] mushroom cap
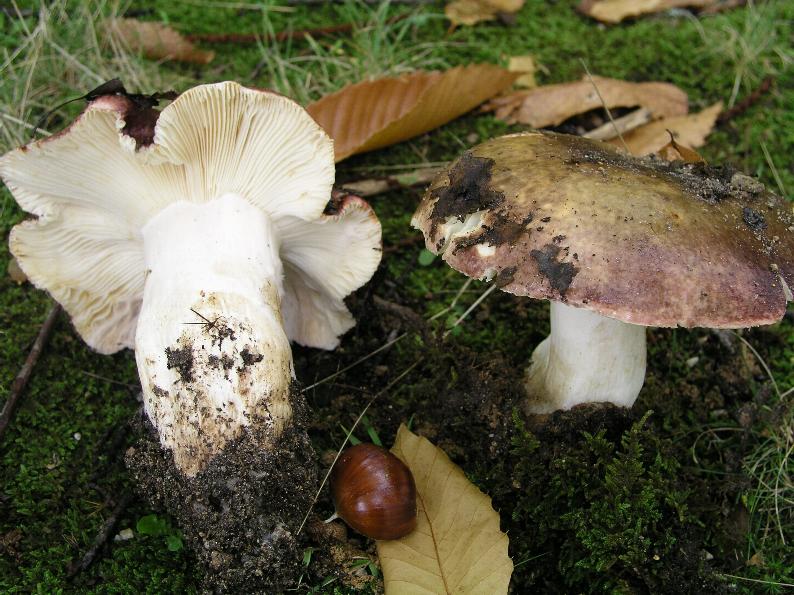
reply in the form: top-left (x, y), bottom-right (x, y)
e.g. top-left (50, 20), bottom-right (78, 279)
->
top-left (412, 132), bottom-right (793, 328)
top-left (2, 82), bottom-right (381, 353)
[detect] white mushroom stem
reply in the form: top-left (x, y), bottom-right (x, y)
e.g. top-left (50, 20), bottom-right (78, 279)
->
top-left (135, 193), bottom-right (294, 476)
top-left (524, 302), bottom-right (647, 414)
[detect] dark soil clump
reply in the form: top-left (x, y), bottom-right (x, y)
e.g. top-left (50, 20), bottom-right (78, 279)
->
top-left (125, 385), bottom-right (317, 594)
top-left (338, 339), bottom-right (738, 594)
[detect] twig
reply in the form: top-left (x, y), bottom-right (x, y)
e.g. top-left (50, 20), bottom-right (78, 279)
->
top-left (296, 359), bottom-right (422, 536)
top-left (0, 112), bottom-right (51, 136)
top-left (383, 235), bottom-right (424, 254)
top-left (186, 14), bottom-right (408, 45)
top-left (67, 493), bottom-right (132, 577)
top-left (717, 76), bottom-right (773, 125)
top-left (341, 166), bottom-right (441, 198)
top-left (760, 141), bottom-right (787, 199)
top-left (700, 0), bottom-right (748, 15)
top-left (0, 304), bottom-right (61, 440)
top-left (443, 283), bottom-right (498, 338)
top-left (580, 59), bottom-right (630, 154)
top-left (730, 331), bottom-right (780, 398)
top-left (301, 332), bottom-right (408, 393)
top-left (582, 108), bottom-right (651, 141)
top-left (186, 23), bottom-right (355, 44)
top-left (718, 573), bottom-right (794, 588)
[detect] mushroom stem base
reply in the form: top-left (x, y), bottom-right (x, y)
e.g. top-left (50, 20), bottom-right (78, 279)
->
top-left (125, 387), bottom-right (317, 592)
top-left (524, 302), bottom-right (646, 414)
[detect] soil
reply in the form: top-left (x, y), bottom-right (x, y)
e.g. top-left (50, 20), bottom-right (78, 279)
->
top-left (125, 382), bottom-right (317, 594)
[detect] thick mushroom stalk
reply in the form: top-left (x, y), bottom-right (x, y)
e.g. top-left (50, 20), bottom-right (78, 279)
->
top-left (136, 193), bottom-right (293, 475)
top-left (412, 132), bottom-right (793, 416)
top-left (524, 302), bottom-right (646, 414)
top-left (1, 81), bottom-right (382, 589)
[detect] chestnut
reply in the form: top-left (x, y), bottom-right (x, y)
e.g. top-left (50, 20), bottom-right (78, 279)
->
top-left (329, 443), bottom-right (417, 540)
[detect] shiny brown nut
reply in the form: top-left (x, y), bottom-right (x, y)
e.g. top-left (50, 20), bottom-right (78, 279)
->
top-left (330, 443), bottom-right (417, 540)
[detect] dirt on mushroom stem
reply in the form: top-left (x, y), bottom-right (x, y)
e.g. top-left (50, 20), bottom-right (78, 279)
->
top-left (125, 381), bottom-right (317, 593)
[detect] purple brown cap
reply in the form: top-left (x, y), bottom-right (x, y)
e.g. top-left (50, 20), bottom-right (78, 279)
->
top-left (412, 132), bottom-right (793, 328)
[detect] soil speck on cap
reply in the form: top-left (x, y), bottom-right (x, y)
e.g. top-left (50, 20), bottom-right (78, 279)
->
top-left (429, 153), bottom-right (504, 237)
top-left (165, 344), bottom-right (194, 383)
top-left (531, 243), bottom-right (578, 297)
top-left (494, 266), bottom-right (518, 287)
top-left (742, 207), bottom-right (767, 231)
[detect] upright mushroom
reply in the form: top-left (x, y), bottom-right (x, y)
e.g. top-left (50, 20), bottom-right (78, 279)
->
top-left (412, 132), bottom-right (793, 414)
top-left (1, 81), bottom-right (381, 585)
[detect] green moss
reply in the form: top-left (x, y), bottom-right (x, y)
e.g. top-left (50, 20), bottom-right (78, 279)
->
top-left (1, 0), bottom-right (792, 592)
top-left (506, 412), bottom-right (700, 592)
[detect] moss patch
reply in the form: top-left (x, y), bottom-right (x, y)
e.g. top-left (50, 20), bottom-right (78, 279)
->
top-left (1, 0), bottom-right (792, 593)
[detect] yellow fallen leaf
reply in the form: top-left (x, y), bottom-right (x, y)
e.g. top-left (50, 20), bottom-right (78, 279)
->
top-left (507, 55), bottom-right (538, 89)
top-left (307, 65), bottom-right (518, 162)
top-left (608, 102), bottom-right (722, 156)
top-left (578, 0), bottom-right (715, 24)
top-left (104, 18), bottom-right (215, 64)
top-left (481, 76), bottom-right (688, 127)
top-left (445, 0), bottom-right (525, 27)
top-left (377, 425), bottom-right (513, 595)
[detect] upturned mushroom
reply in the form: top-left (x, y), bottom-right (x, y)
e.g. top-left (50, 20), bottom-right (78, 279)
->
top-left (412, 132), bottom-right (793, 414)
top-left (2, 82), bottom-right (381, 585)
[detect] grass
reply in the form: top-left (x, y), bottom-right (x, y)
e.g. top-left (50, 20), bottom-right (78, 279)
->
top-left (0, 0), bottom-right (792, 592)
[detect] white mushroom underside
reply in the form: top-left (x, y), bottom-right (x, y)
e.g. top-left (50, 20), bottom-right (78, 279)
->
top-left (136, 194), bottom-right (293, 476)
top-left (524, 302), bottom-right (647, 414)
top-left (2, 83), bottom-right (384, 476)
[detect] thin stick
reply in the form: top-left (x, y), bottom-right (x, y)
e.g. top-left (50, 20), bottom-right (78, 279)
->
top-left (582, 108), bottom-right (651, 141)
top-left (80, 371), bottom-right (138, 390)
top-left (296, 359), bottom-right (421, 536)
top-left (730, 330), bottom-right (780, 398)
top-left (0, 304), bottom-right (61, 440)
top-left (186, 23), bottom-right (355, 44)
top-left (0, 112), bottom-right (51, 135)
top-left (717, 75), bottom-right (773, 124)
top-left (773, 442), bottom-right (792, 545)
top-left (760, 141), bottom-right (787, 198)
top-left (67, 492), bottom-right (132, 577)
top-left (301, 332), bottom-right (408, 393)
top-left (303, 277), bottom-right (476, 393)
top-left (718, 574), bottom-right (794, 588)
top-left (342, 166), bottom-right (441, 198)
top-left (186, 14), bottom-right (408, 45)
top-left (443, 283), bottom-right (498, 338)
top-left (580, 58), bottom-right (630, 154)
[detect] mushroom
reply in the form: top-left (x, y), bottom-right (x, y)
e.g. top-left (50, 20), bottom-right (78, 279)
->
top-left (1, 81), bottom-right (382, 475)
top-left (412, 132), bottom-right (793, 414)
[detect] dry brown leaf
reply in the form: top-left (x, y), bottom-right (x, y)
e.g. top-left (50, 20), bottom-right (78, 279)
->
top-left (658, 134), bottom-right (706, 162)
top-left (578, 0), bottom-right (715, 24)
top-left (445, 0), bottom-right (525, 27)
top-left (507, 55), bottom-right (538, 89)
top-left (8, 257), bottom-right (27, 284)
top-left (105, 18), bottom-right (215, 64)
top-left (607, 102), bottom-right (722, 156)
top-left (377, 424), bottom-right (513, 595)
top-left (307, 65), bottom-right (517, 162)
top-left (481, 76), bottom-right (688, 127)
